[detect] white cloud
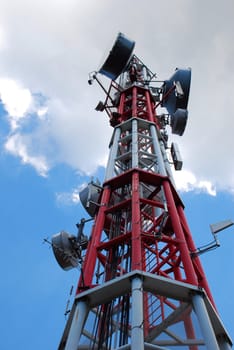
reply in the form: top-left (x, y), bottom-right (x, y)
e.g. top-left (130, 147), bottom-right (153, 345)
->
top-left (55, 192), bottom-right (78, 206)
top-left (0, 78), bottom-right (32, 129)
top-left (0, 0), bottom-right (233, 194)
top-left (0, 77), bottom-right (51, 174)
top-left (0, 26), bottom-right (7, 50)
top-left (55, 182), bottom-right (87, 206)
top-left (5, 133), bottom-right (49, 176)
top-left (197, 181), bottom-right (216, 197)
top-left (173, 169), bottom-right (216, 196)
top-left (37, 106), bottom-right (48, 118)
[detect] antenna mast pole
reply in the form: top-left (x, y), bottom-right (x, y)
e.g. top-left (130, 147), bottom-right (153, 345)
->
top-left (53, 33), bottom-right (232, 350)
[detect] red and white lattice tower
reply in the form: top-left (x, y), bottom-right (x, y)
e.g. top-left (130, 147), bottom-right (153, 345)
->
top-left (52, 33), bottom-right (232, 350)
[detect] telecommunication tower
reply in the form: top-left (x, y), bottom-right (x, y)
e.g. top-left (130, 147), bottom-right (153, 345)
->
top-left (50, 33), bottom-right (232, 350)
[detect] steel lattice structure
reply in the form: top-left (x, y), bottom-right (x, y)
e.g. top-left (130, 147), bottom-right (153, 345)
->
top-left (52, 33), bottom-right (232, 350)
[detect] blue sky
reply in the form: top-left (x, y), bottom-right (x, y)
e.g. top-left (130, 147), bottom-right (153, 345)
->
top-left (0, 0), bottom-right (233, 349)
top-left (1, 161), bottom-right (233, 349)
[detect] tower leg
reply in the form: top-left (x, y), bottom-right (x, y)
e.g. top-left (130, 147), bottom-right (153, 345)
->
top-left (218, 337), bottom-right (232, 350)
top-left (131, 276), bottom-right (144, 350)
top-left (64, 301), bottom-right (88, 350)
top-left (192, 293), bottom-right (219, 350)
top-left (105, 126), bottom-right (121, 180)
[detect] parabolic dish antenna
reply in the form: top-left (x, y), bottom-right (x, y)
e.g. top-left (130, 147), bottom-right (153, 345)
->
top-left (162, 68), bottom-right (191, 115)
top-left (99, 32), bottom-right (135, 80)
top-left (51, 231), bottom-right (79, 270)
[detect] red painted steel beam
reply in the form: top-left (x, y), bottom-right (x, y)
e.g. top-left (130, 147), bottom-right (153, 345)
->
top-left (177, 205), bottom-right (216, 307)
top-left (163, 180), bottom-right (198, 285)
top-left (76, 186), bottom-right (111, 293)
top-left (131, 171), bottom-right (142, 270)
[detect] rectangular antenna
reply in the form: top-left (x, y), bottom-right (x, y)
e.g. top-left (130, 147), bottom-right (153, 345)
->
top-left (171, 142), bottom-right (183, 170)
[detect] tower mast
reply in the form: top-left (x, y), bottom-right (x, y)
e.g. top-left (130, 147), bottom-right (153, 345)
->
top-left (51, 33), bottom-right (232, 350)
